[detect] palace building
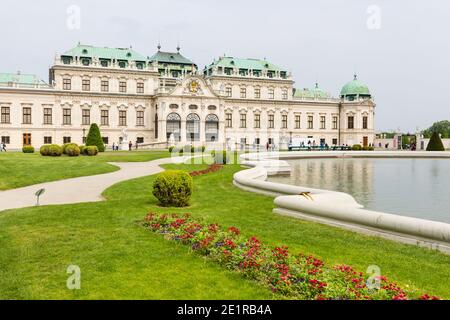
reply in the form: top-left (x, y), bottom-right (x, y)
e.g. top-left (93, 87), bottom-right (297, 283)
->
top-left (0, 43), bottom-right (376, 150)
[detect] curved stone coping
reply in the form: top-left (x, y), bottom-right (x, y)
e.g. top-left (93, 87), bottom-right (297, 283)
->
top-left (234, 151), bottom-right (450, 253)
top-left (0, 156), bottom-right (185, 212)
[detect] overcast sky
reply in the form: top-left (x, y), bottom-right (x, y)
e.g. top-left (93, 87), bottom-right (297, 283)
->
top-left (1, 0), bottom-right (449, 132)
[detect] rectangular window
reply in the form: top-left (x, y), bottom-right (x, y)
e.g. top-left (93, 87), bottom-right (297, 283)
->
top-left (348, 116), bottom-right (354, 129)
top-left (44, 136), bottom-right (52, 144)
top-left (82, 109), bottom-right (90, 125)
top-left (254, 114), bottom-right (260, 128)
top-left (137, 82), bottom-right (144, 94)
top-left (63, 136), bottom-right (71, 144)
top-left (101, 80), bottom-right (109, 92)
top-left (268, 114), bottom-right (274, 129)
top-left (282, 89), bottom-right (288, 100)
top-left (240, 113), bottom-right (247, 128)
top-left (82, 79), bottom-right (90, 91)
top-left (332, 138), bottom-right (338, 145)
top-left (282, 114), bottom-right (288, 129)
top-left (268, 88), bottom-right (275, 99)
top-left (119, 81), bottom-right (127, 93)
top-left (363, 116), bottom-right (368, 129)
top-left (332, 116), bottom-right (338, 130)
top-left (102, 137), bottom-right (109, 145)
top-left (1, 107), bottom-right (10, 123)
top-left (225, 113), bottom-right (232, 128)
top-left (23, 107), bottom-right (32, 124)
top-left (63, 78), bottom-right (71, 90)
top-left (254, 88), bottom-right (261, 99)
top-left (43, 108), bottom-right (52, 124)
top-left (1, 136), bottom-right (10, 144)
top-left (63, 108), bottom-right (71, 125)
top-left (320, 116), bottom-right (326, 129)
top-left (119, 110), bottom-right (127, 126)
top-left (240, 87), bottom-right (246, 98)
top-left (136, 110), bottom-right (144, 126)
top-left (101, 110), bottom-right (109, 126)
top-left (136, 137), bottom-right (144, 144)
top-left (295, 115), bottom-right (301, 129)
top-left (308, 116), bottom-right (314, 129)
top-left (225, 87), bottom-right (232, 97)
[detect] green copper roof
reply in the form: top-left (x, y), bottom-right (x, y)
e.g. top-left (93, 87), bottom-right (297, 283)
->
top-left (0, 72), bottom-right (46, 85)
top-left (340, 75), bottom-right (371, 97)
top-left (149, 50), bottom-right (196, 66)
top-left (62, 44), bottom-right (148, 62)
top-left (294, 83), bottom-right (330, 99)
top-left (208, 56), bottom-right (284, 72)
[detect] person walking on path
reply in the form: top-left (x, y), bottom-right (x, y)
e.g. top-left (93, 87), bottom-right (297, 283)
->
top-left (128, 141), bottom-right (132, 151)
top-left (1, 142), bottom-right (6, 152)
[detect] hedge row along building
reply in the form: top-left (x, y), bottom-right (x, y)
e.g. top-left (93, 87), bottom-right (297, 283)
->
top-left (0, 43), bottom-right (376, 149)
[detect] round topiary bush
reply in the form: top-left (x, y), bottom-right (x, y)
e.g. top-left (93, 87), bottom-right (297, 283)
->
top-left (352, 144), bottom-right (362, 151)
top-left (168, 146), bottom-right (175, 153)
top-left (79, 145), bottom-right (87, 155)
top-left (211, 150), bottom-right (230, 164)
top-left (152, 170), bottom-right (193, 207)
top-left (22, 146), bottom-right (35, 153)
top-left (48, 144), bottom-right (63, 157)
top-left (40, 144), bottom-right (51, 156)
top-left (85, 146), bottom-right (99, 156)
top-left (62, 143), bottom-right (78, 154)
top-left (65, 144), bottom-right (81, 157)
top-left (426, 132), bottom-right (445, 151)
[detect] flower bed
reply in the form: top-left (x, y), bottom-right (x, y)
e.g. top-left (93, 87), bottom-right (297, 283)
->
top-left (142, 213), bottom-right (439, 300)
top-left (190, 164), bottom-right (223, 177)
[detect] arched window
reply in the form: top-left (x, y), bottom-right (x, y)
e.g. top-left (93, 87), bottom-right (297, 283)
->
top-left (166, 113), bottom-right (181, 141)
top-left (206, 114), bottom-right (219, 142)
top-left (186, 113), bottom-right (200, 142)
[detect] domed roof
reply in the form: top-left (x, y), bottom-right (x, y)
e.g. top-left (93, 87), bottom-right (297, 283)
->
top-left (294, 83), bottom-right (330, 99)
top-left (340, 75), bottom-right (371, 97)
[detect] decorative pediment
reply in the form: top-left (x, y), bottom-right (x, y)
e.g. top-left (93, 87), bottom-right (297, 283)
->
top-left (166, 76), bottom-right (220, 98)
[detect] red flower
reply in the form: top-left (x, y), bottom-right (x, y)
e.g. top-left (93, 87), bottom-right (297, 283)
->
top-left (228, 226), bottom-right (241, 236)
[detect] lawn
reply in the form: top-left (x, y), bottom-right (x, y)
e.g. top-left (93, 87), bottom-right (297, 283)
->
top-left (0, 161), bottom-right (449, 299)
top-left (0, 150), bottom-right (169, 190)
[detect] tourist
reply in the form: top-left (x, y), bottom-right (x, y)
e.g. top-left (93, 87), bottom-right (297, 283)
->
top-left (112, 142), bottom-right (116, 151)
top-left (2, 142), bottom-right (6, 152)
top-left (266, 142), bottom-right (269, 152)
top-left (135, 140), bottom-right (139, 150)
top-left (128, 141), bottom-right (132, 151)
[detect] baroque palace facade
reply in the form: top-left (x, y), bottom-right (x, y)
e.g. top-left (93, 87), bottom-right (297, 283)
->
top-left (0, 43), bottom-right (376, 150)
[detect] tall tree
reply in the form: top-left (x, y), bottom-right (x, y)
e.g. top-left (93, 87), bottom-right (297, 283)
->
top-left (426, 131), bottom-right (445, 151)
top-left (423, 120), bottom-right (450, 139)
top-left (86, 123), bottom-right (105, 152)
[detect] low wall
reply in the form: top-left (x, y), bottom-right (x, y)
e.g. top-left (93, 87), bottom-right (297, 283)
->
top-left (234, 151), bottom-right (450, 254)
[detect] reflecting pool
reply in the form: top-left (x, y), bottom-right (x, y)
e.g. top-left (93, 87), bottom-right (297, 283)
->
top-left (268, 158), bottom-right (450, 224)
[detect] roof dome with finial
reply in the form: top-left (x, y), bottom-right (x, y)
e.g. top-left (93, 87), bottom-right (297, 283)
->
top-left (340, 74), bottom-right (371, 97)
top-left (294, 82), bottom-right (330, 100)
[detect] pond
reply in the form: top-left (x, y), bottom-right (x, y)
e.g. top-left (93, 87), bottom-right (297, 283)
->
top-left (268, 158), bottom-right (450, 224)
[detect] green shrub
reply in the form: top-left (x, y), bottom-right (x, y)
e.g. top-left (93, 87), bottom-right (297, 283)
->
top-left (352, 144), bottom-right (362, 151)
top-left (427, 132), bottom-right (445, 151)
top-left (86, 123), bottom-right (105, 152)
top-left (211, 150), bottom-right (230, 164)
top-left (85, 146), bottom-right (99, 156)
top-left (40, 144), bottom-right (51, 156)
top-left (168, 146), bottom-right (175, 153)
top-left (62, 143), bottom-right (78, 154)
top-left (65, 144), bottom-right (81, 157)
top-left (22, 146), bottom-right (35, 153)
top-left (362, 146), bottom-right (374, 151)
top-left (179, 149), bottom-right (184, 156)
top-left (48, 144), bottom-right (63, 157)
top-left (79, 145), bottom-right (87, 155)
top-left (152, 170), bottom-right (193, 207)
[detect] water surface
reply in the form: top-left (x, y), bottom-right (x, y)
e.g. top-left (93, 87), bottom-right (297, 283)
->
top-left (268, 158), bottom-right (450, 224)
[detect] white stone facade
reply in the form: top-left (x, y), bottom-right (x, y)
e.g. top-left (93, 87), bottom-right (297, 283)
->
top-left (0, 48), bottom-right (376, 150)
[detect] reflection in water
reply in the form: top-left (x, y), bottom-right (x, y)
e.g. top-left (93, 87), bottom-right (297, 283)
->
top-left (268, 158), bottom-right (450, 224)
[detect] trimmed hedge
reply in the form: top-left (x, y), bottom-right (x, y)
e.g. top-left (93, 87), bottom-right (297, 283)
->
top-left (85, 146), bottom-right (99, 156)
top-left (352, 144), bottom-right (362, 151)
top-left (427, 132), bottom-right (445, 151)
top-left (40, 144), bottom-right (51, 156)
top-left (62, 143), bottom-right (79, 154)
top-left (22, 146), bottom-right (35, 153)
top-left (152, 170), bottom-right (193, 207)
top-left (86, 123), bottom-right (105, 152)
top-left (79, 145), bottom-right (87, 155)
top-left (66, 144), bottom-right (81, 157)
top-left (48, 144), bottom-right (63, 157)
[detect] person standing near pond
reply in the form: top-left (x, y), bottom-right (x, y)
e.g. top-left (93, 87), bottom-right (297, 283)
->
top-left (128, 141), bottom-right (132, 151)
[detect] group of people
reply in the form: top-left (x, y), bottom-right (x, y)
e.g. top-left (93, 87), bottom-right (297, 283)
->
top-left (111, 141), bottom-right (139, 151)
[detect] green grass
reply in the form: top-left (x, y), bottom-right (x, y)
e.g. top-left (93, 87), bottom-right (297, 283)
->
top-left (0, 162), bottom-right (449, 299)
top-left (0, 151), bottom-right (169, 190)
